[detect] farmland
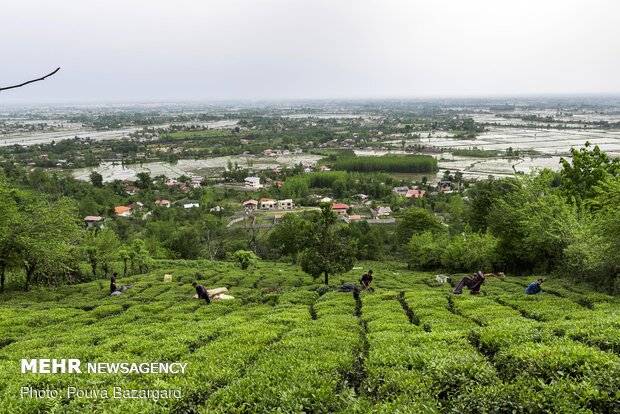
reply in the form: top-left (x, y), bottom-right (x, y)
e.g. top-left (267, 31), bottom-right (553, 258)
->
top-left (1, 260), bottom-right (619, 413)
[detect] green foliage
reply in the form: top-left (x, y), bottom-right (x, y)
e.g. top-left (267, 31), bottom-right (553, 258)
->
top-left (560, 141), bottom-right (620, 204)
top-left (81, 228), bottom-right (120, 278)
top-left (0, 260), bottom-right (619, 412)
top-left (267, 213), bottom-right (311, 258)
top-left (231, 250), bottom-right (259, 270)
top-left (396, 207), bottom-right (444, 244)
top-left (298, 205), bottom-right (356, 284)
top-left (405, 231), bottom-right (447, 270)
top-left (331, 155), bottom-right (438, 173)
top-left (442, 231), bottom-right (499, 273)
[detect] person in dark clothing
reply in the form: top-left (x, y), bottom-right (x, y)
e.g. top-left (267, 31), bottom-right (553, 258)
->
top-left (110, 272), bottom-right (118, 294)
top-left (525, 278), bottom-right (545, 295)
top-left (192, 281), bottom-right (211, 304)
top-left (360, 270), bottom-right (373, 290)
top-left (452, 271), bottom-right (486, 295)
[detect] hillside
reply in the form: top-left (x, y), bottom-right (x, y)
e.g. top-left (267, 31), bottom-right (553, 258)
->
top-left (1, 260), bottom-right (619, 413)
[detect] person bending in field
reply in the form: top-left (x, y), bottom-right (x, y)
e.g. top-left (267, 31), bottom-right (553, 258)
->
top-left (452, 271), bottom-right (485, 295)
top-left (360, 270), bottom-right (373, 290)
top-left (192, 281), bottom-right (211, 304)
top-left (110, 272), bottom-right (118, 294)
top-left (525, 277), bottom-right (545, 295)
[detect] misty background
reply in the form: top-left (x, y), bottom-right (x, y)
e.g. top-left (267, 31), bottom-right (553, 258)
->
top-left (1, 0), bottom-right (619, 103)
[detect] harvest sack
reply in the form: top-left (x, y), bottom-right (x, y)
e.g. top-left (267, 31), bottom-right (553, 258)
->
top-left (213, 294), bottom-right (234, 300)
top-left (207, 287), bottom-right (228, 296)
top-left (164, 274), bottom-right (173, 283)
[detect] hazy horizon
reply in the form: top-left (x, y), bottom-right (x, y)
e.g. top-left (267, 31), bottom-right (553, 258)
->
top-left (2, 0), bottom-right (619, 103)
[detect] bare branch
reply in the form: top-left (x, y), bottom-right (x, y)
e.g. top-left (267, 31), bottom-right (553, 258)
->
top-left (0, 67), bottom-right (61, 92)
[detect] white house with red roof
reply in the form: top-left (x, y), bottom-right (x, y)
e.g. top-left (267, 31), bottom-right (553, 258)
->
top-left (243, 199), bottom-right (259, 211)
top-left (155, 199), bottom-right (171, 208)
top-left (331, 203), bottom-right (349, 218)
top-left (406, 189), bottom-right (426, 198)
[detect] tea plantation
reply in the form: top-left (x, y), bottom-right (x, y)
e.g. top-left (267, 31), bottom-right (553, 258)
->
top-left (1, 260), bottom-right (619, 413)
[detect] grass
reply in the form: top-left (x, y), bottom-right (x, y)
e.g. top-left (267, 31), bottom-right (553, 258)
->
top-left (1, 261), bottom-right (619, 413)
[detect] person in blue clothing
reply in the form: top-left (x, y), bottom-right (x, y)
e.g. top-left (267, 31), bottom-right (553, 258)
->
top-left (525, 278), bottom-right (545, 295)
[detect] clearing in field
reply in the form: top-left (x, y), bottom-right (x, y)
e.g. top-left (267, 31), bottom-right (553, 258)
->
top-left (1, 260), bottom-right (619, 413)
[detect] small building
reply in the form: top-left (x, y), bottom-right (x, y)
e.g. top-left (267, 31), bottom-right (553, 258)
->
top-left (115, 206), bottom-right (132, 217)
top-left (155, 199), bottom-right (171, 208)
top-left (319, 165), bottom-right (331, 171)
top-left (320, 197), bottom-right (333, 203)
top-left (277, 199), bottom-right (294, 210)
top-left (437, 180), bottom-right (452, 192)
top-left (406, 189), bottom-right (426, 198)
top-left (376, 207), bottom-right (392, 217)
top-left (243, 199), bottom-right (259, 211)
top-left (84, 216), bottom-right (104, 230)
top-left (184, 201), bottom-right (200, 209)
top-left (347, 215), bottom-right (364, 221)
top-left (392, 186), bottom-right (410, 196)
top-left (332, 203), bottom-right (349, 218)
top-left (245, 176), bottom-right (262, 189)
top-left (128, 201), bottom-right (144, 210)
top-left (259, 198), bottom-right (276, 210)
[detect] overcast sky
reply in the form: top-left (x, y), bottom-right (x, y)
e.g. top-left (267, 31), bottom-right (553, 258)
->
top-left (1, 0), bottom-right (619, 103)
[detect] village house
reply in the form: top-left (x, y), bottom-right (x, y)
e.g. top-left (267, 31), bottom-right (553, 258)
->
top-left (183, 200), bottom-right (200, 209)
top-left (392, 186), bottom-right (409, 196)
top-left (277, 199), bottom-right (294, 210)
top-left (345, 214), bottom-right (365, 223)
top-left (372, 206), bottom-right (392, 218)
top-left (155, 199), bottom-right (171, 208)
top-left (83, 216), bottom-right (104, 230)
top-left (406, 189), bottom-right (426, 198)
top-left (114, 206), bottom-right (132, 217)
top-left (165, 179), bottom-right (178, 187)
top-left (243, 199), bottom-right (258, 211)
top-left (259, 198), bottom-right (276, 210)
top-left (319, 165), bottom-right (331, 172)
top-left (124, 184), bottom-right (138, 195)
top-left (437, 180), bottom-right (453, 193)
top-left (331, 203), bottom-right (349, 218)
top-left (245, 176), bottom-right (262, 189)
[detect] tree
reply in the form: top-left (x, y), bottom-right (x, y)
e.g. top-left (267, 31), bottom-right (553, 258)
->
top-left (136, 172), bottom-right (152, 190)
top-left (396, 207), bottom-right (444, 244)
top-left (560, 142), bottom-right (620, 204)
top-left (90, 171), bottom-right (104, 188)
top-left (232, 250), bottom-right (259, 270)
top-left (129, 239), bottom-right (151, 274)
top-left (442, 231), bottom-right (499, 273)
top-left (16, 198), bottom-right (80, 290)
top-left (298, 205), bottom-right (356, 285)
top-left (202, 214), bottom-right (225, 260)
top-left (82, 228), bottom-right (120, 277)
top-left (267, 213), bottom-right (311, 259)
top-left (0, 176), bottom-right (20, 292)
top-left (404, 231), bottom-right (447, 270)
top-left (118, 246), bottom-right (131, 277)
